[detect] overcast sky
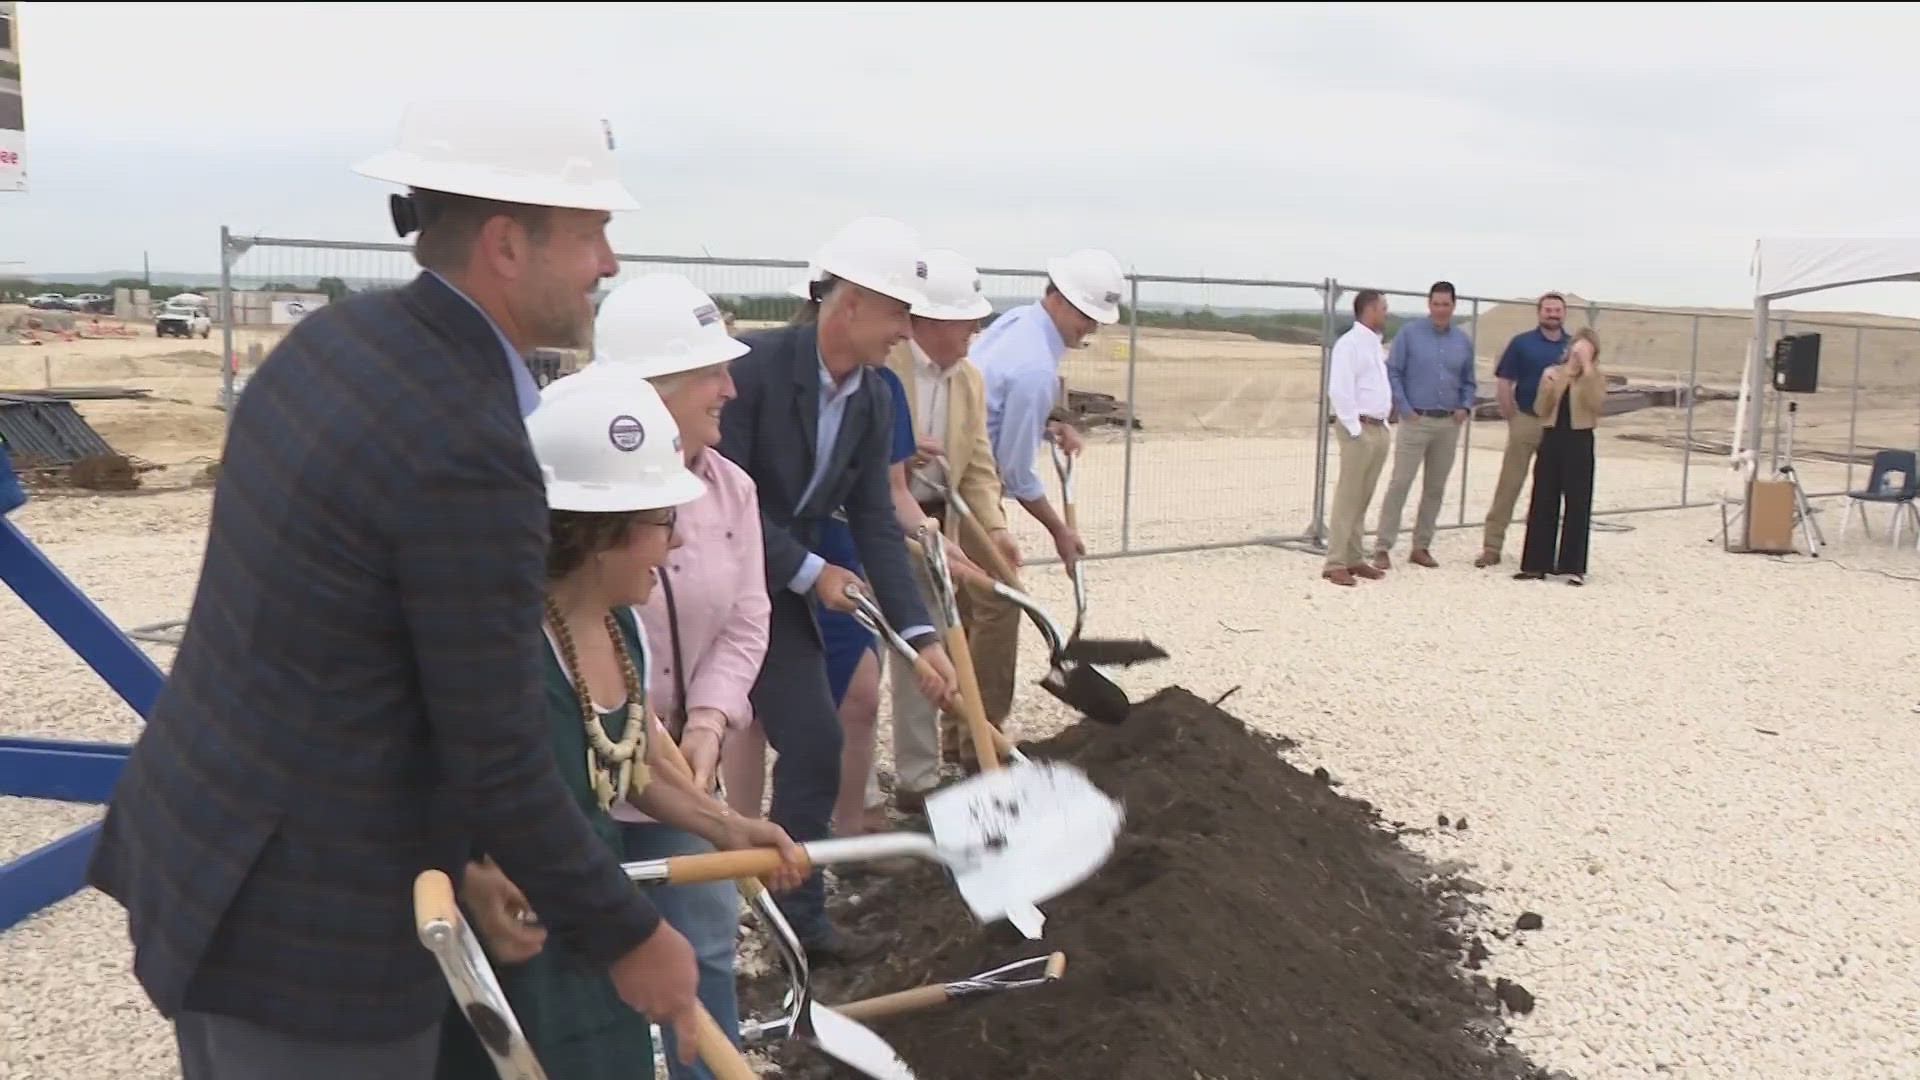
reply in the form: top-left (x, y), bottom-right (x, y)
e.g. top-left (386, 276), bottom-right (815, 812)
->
top-left (4, 2), bottom-right (1919, 315)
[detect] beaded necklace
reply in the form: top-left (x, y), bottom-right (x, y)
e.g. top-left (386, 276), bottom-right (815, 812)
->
top-left (543, 597), bottom-right (649, 812)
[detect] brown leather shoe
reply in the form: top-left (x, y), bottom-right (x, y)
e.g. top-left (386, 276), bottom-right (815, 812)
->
top-left (1371, 550), bottom-right (1392, 571)
top-left (1473, 549), bottom-right (1500, 568)
top-left (1349, 563), bottom-right (1385, 581)
top-left (1323, 566), bottom-right (1357, 587)
top-left (1411, 548), bottom-right (1439, 568)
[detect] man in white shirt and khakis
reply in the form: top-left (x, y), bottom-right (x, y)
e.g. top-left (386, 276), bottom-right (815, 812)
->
top-left (1323, 289), bottom-right (1395, 587)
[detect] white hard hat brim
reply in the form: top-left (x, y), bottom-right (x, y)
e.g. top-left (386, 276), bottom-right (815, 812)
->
top-left (911, 293), bottom-right (995, 321)
top-left (824, 267), bottom-right (927, 310)
top-left (585, 333), bottom-right (752, 381)
top-left (545, 464), bottom-right (708, 514)
top-left (354, 150), bottom-right (642, 213)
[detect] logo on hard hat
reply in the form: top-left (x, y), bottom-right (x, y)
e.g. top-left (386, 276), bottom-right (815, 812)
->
top-left (1103, 290), bottom-right (1121, 305)
top-left (972, 278), bottom-right (983, 294)
top-left (692, 302), bottom-right (721, 327)
top-left (608, 415), bottom-right (646, 452)
top-left (915, 261), bottom-right (929, 280)
top-left (601, 119), bottom-right (616, 151)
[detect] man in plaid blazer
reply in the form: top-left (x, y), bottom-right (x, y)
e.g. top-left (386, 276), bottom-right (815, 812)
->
top-left (87, 104), bottom-right (704, 1077)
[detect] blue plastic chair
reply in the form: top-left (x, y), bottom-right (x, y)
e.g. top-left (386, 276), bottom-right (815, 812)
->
top-left (1838, 449), bottom-right (1920, 548)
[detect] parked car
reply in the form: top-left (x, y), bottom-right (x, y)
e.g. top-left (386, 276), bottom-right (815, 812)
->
top-left (155, 296), bottom-right (212, 338)
top-left (71, 292), bottom-right (113, 314)
top-left (26, 293), bottom-right (74, 310)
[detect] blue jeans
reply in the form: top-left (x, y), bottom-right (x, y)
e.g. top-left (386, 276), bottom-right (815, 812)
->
top-left (620, 823), bottom-right (742, 1080)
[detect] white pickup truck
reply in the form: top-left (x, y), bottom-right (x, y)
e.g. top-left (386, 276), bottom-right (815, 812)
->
top-left (155, 295), bottom-right (212, 339)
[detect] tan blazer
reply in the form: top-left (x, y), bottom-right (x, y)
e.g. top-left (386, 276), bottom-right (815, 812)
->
top-left (885, 341), bottom-right (1009, 534)
top-left (1532, 362), bottom-right (1607, 430)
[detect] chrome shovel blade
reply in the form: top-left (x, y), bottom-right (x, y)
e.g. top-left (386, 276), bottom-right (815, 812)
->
top-left (807, 1004), bottom-right (919, 1080)
top-left (922, 760), bottom-right (1124, 933)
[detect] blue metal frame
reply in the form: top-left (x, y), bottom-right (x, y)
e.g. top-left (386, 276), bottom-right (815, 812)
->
top-left (1, 454), bottom-right (163, 930)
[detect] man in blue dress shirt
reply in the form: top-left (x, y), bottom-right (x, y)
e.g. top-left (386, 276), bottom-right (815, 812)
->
top-left (1373, 281), bottom-right (1476, 569)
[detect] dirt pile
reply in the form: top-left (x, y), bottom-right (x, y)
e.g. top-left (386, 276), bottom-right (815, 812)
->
top-left (755, 686), bottom-right (1550, 1080)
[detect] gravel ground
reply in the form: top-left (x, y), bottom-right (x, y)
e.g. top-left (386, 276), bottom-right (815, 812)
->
top-left (5, 485), bottom-right (1919, 1079)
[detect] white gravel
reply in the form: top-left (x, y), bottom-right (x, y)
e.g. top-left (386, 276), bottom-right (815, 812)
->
top-left (6, 480), bottom-right (1920, 1080)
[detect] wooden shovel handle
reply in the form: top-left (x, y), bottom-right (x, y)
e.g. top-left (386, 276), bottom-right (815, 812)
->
top-left (664, 848), bottom-right (810, 885)
top-left (413, 868), bottom-right (459, 933)
top-left (693, 1003), bottom-right (758, 1080)
top-left (943, 624), bottom-right (1001, 774)
top-left (1045, 952), bottom-right (1068, 980)
top-left (833, 983), bottom-right (953, 1023)
top-left (952, 510), bottom-right (1024, 591)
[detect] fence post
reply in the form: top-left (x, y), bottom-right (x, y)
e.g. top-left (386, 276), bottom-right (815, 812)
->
top-left (1681, 314), bottom-right (1699, 505)
top-left (219, 226), bottom-right (235, 423)
top-left (1847, 327), bottom-right (1863, 493)
top-left (1308, 278), bottom-right (1337, 543)
top-left (1459, 296), bottom-right (1480, 524)
top-left (1119, 273), bottom-right (1140, 554)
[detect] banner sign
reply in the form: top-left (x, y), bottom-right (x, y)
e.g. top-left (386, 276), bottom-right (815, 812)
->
top-left (1, 2), bottom-right (23, 192)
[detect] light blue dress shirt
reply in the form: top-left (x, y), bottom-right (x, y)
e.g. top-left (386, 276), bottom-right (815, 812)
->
top-left (970, 303), bottom-right (1067, 503)
top-left (1385, 316), bottom-right (1477, 417)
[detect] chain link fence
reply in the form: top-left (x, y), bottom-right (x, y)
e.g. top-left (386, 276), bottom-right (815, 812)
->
top-left (215, 232), bottom-right (1920, 563)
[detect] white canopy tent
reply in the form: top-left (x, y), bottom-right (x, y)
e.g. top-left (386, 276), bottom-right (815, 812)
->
top-left (1732, 239), bottom-right (1920, 498)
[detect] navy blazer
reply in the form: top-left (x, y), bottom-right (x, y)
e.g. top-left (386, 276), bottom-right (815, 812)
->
top-left (87, 272), bottom-right (660, 1042)
top-left (716, 323), bottom-right (930, 639)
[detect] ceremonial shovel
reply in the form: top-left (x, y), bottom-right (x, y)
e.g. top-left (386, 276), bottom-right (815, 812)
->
top-left (623, 757), bottom-right (1123, 940)
top-left (741, 953), bottom-right (1069, 1042)
top-left (413, 868), bottom-right (756, 1080)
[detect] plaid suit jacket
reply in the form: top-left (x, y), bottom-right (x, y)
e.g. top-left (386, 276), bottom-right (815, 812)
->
top-left (87, 272), bottom-right (661, 1042)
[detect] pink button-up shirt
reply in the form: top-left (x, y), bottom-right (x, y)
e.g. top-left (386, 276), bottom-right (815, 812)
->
top-left (636, 447), bottom-right (770, 744)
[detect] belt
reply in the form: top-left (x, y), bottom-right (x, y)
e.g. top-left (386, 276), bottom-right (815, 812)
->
top-left (1414, 408), bottom-right (1453, 419)
top-left (1360, 416), bottom-right (1386, 427)
top-left (917, 498), bottom-right (948, 517)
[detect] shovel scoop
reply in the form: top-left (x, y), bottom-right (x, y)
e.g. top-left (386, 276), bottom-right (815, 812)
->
top-left (624, 758), bottom-right (1123, 939)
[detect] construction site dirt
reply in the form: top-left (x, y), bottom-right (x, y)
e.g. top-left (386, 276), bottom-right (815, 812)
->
top-left (744, 686), bottom-right (1553, 1080)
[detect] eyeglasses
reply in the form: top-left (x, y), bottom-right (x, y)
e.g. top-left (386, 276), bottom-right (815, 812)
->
top-left (640, 507), bottom-right (678, 534)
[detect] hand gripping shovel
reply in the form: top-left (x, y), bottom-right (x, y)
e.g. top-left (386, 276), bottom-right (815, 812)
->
top-left (623, 758), bottom-right (1123, 940)
top-left (740, 952), bottom-right (1069, 1043)
top-left (413, 868), bottom-right (757, 1080)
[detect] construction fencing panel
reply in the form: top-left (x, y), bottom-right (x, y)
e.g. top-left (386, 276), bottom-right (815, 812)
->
top-left (1120, 275), bottom-right (1329, 555)
top-left (217, 231), bottom-right (1920, 564)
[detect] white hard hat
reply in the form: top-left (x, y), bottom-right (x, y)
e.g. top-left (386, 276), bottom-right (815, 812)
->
top-left (526, 367), bottom-right (706, 513)
top-left (590, 273), bottom-right (749, 380)
top-left (785, 217), bottom-right (928, 308)
top-left (355, 100), bottom-right (640, 212)
top-left (911, 249), bottom-right (994, 322)
top-left (1045, 248), bottom-right (1126, 325)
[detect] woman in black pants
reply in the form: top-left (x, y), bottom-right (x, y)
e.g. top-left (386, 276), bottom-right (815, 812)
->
top-left (1516, 327), bottom-right (1605, 585)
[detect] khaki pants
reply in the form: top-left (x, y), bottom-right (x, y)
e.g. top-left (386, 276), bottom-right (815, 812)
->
top-left (888, 523), bottom-right (1020, 794)
top-left (1481, 411), bottom-right (1545, 555)
top-left (1325, 421), bottom-right (1391, 568)
top-left (1374, 414), bottom-right (1462, 552)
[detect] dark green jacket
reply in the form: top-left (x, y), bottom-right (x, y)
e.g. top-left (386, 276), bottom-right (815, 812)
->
top-left (437, 608), bottom-right (656, 1079)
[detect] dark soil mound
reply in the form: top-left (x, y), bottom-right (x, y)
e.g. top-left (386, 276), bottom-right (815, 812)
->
top-left (752, 686), bottom-right (1547, 1080)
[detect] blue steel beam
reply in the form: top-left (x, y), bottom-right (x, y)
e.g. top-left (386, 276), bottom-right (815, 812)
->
top-left (1, 451), bottom-right (161, 929)
top-left (0, 824), bottom-right (104, 933)
top-left (0, 737), bottom-right (131, 803)
top-left (0, 517), bottom-right (166, 718)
